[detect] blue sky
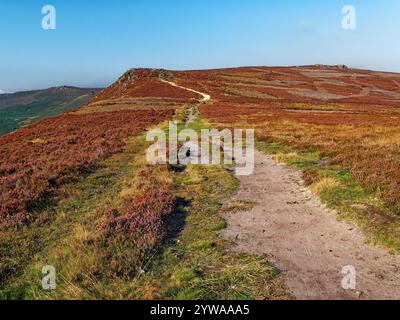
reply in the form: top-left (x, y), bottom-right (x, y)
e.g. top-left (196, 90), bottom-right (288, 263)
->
top-left (1, 0), bottom-right (400, 91)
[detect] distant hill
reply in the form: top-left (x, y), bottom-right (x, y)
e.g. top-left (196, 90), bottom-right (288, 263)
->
top-left (0, 86), bottom-right (102, 136)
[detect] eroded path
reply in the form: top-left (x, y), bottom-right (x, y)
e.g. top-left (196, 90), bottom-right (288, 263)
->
top-left (161, 78), bottom-right (400, 300)
top-left (220, 150), bottom-right (400, 300)
top-left (159, 79), bottom-right (211, 103)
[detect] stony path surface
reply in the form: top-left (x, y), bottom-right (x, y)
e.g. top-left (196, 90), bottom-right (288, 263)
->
top-left (220, 150), bottom-right (400, 300)
top-left (159, 79), bottom-right (211, 102)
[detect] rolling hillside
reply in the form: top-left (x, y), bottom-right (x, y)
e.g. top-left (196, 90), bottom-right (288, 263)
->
top-left (0, 86), bottom-right (102, 136)
top-left (2, 66), bottom-right (400, 300)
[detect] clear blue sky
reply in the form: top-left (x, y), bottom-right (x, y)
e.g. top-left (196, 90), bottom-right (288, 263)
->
top-left (1, 0), bottom-right (400, 91)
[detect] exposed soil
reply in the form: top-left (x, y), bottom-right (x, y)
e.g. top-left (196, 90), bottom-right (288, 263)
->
top-left (162, 77), bottom-right (400, 300)
top-left (220, 150), bottom-right (400, 300)
top-left (159, 79), bottom-right (211, 102)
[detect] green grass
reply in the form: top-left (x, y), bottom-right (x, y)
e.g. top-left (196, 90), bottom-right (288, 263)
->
top-left (1, 110), bottom-right (291, 300)
top-left (256, 140), bottom-right (400, 253)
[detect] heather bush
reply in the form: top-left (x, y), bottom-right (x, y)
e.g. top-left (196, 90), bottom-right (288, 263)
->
top-left (0, 110), bottom-right (174, 229)
top-left (99, 166), bottom-right (176, 278)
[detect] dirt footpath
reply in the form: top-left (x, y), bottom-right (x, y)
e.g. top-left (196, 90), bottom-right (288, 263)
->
top-left (220, 150), bottom-right (400, 300)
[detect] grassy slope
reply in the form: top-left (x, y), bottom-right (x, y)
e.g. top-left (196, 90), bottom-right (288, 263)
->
top-left (0, 87), bottom-right (99, 136)
top-left (0, 109), bottom-right (290, 300)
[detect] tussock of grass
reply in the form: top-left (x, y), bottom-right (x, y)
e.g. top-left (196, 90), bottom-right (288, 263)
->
top-left (275, 152), bottom-right (299, 164)
top-left (311, 177), bottom-right (341, 195)
top-left (221, 200), bottom-right (257, 213)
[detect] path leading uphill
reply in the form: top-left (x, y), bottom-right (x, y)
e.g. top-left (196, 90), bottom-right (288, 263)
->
top-left (159, 79), bottom-right (211, 103)
top-left (220, 150), bottom-right (400, 300)
top-left (161, 78), bottom-right (400, 300)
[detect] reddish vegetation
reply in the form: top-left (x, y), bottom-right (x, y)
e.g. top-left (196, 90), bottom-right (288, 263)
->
top-left (101, 166), bottom-right (176, 276)
top-left (176, 66), bottom-right (400, 106)
top-left (356, 76), bottom-right (400, 91)
top-left (0, 68), bottom-right (208, 229)
top-left (179, 66), bottom-right (400, 212)
top-left (92, 69), bottom-right (200, 103)
top-left (0, 109), bottom-right (174, 229)
top-left (104, 188), bottom-right (175, 235)
top-left (3, 65), bottom-right (400, 230)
